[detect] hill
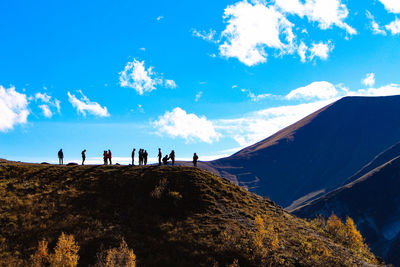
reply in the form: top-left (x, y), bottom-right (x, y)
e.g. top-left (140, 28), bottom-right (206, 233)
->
top-left (292, 155), bottom-right (400, 265)
top-left (203, 95), bottom-right (400, 208)
top-left (0, 160), bottom-right (380, 266)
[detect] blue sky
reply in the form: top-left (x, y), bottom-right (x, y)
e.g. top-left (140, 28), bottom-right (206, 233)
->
top-left (1, 0), bottom-right (400, 164)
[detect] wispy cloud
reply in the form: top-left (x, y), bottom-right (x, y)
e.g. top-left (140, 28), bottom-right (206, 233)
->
top-left (195, 91), bottom-right (203, 102)
top-left (156, 15), bottom-right (164, 21)
top-left (192, 29), bottom-right (218, 42)
top-left (34, 92), bottom-right (61, 118)
top-left (362, 73), bottom-right (376, 87)
top-left (67, 90), bottom-right (110, 117)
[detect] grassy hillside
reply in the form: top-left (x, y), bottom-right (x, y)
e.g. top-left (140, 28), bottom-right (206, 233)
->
top-left (0, 161), bottom-right (380, 266)
top-left (292, 155), bottom-right (400, 266)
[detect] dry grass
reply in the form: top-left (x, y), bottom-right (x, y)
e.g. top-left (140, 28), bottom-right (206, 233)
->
top-left (0, 162), bottom-right (381, 266)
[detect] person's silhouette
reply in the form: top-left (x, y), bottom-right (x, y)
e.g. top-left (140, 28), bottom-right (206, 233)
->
top-left (103, 151), bottom-right (108, 165)
top-left (58, 149), bottom-right (64, 165)
top-left (169, 150), bottom-right (175, 166)
top-left (81, 149), bottom-right (86, 165)
top-left (139, 149), bottom-right (143, 165)
top-left (193, 153), bottom-right (198, 167)
top-left (162, 155), bottom-right (169, 166)
top-left (158, 148), bottom-right (162, 166)
top-left (131, 148), bottom-right (136, 165)
top-left (144, 150), bottom-right (148, 165)
top-left (108, 150), bottom-right (112, 165)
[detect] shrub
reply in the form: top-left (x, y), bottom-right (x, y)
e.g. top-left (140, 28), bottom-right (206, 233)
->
top-left (30, 239), bottom-right (49, 267)
top-left (94, 239), bottom-right (136, 267)
top-left (326, 213), bottom-right (346, 243)
top-left (150, 178), bottom-right (168, 199)
top-left (49, 233), bottom-right (79, 267)
top-left (345, 217), bottom-right (364, 251)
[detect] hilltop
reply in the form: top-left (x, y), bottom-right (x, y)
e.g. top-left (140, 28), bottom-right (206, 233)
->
top-left (203, 95), bottom-right (400, 208)
top-left (0, 160), bottom-right (380, 266)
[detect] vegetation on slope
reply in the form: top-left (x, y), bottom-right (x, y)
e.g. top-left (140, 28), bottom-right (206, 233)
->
top-left (0, 162), bottom-right (380, 266)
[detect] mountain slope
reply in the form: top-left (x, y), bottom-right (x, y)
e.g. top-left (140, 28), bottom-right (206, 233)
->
top-left (205, 96), bottom-right (400, 208)
top-left (0, 161), bottom-right (380, 266)
top-left (292, 155), bottom-right (400, 266)
top-left (344, 141), bottom-right (400, 185)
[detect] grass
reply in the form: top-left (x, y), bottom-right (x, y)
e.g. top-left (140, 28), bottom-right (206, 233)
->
top-left (0, 162), bottom-right (381, 266)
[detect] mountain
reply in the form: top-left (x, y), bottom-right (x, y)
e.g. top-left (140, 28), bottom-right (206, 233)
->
top-left (204, 95), bottom-right (400, 208)
top-left (0, 160), bottom-right (380, 266)
top-left (292, 154), bottom-right (400, 266)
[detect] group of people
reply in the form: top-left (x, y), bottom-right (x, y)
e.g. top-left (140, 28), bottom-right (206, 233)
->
top-left (156, 148), bottom-right (175, 166)
top-left (103, 150), bottom-right (112, 165)
top-left (57, 148), bottom-right (199, 167)
top-left (131, 149), bottom-right (149, 165)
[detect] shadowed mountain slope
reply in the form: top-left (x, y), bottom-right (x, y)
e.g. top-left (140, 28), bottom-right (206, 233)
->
top-left (204, 96), bottom-right (400, 208)
top-left (292, 155), bottom-right (400, 266)
top-left (0, 161), bottom-right (380, 266)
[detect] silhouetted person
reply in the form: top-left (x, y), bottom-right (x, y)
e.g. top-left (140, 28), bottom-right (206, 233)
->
top-left (144, 150), bottom-right (148, 165)
top-left (169, 150), bottom-right (175, 166)
top-left (58, 149), bottom-right (64, 165)
top-left (162, 155), bottom-right (169, 166)
top-left (108, 150), bottom-right (112, 165)
top-left (103, 151), bottom-right (108, 165)
top-left (131, 148), bottom-right (136, 165)
top-left (193, 153), bottom-right (198, 167)
top-left (158, 148), bottom-right (162, 166)
top-left (138, 149), bottom-right (143, 165)
top-left (81, 149), bottom-right (86, 165)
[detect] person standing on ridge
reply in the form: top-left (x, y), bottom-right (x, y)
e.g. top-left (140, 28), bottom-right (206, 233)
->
top-left (193, 153), bottom-right (198, 167)
top-left (169, 150), bottom-right (175, 166)
top-left (138, 149), bottom-right (142, 165)
top-left (131, 148), bottom-right (136, 165)
top-left (81, 149), bottom-right (86, 165)
top-left (158, 148), bottom-right (162, 166)
top-left (103, 150), bottom-right (108, 165)
top-left (144, 150), bottom-right (148, 165)
top-left (58, 149), bottom-right (64, 165)
top-left (108, 150), bottom-right (112, 165)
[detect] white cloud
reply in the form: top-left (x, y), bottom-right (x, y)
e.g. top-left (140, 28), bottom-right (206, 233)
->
top-left (34, 92), bottom-right (61, 117)
top-left (195, 91), bottom-right (203, 102)
top-left (216, 0), bottom-right (352, 66)
top-left (309, 41), bottom-right (333, 60)
top-left (275, 0), bottom-right (356, 34)
top-left (67, 90), bottom-right (110, 117)
top-left (0, 85), bottom-right (29, 132)
top-left (156, 16), bottom-right (164, 21)
top-left (385, 18), bottom-right (400, 34)
top-left (298, 41), bottom-right (308, 62)
top-left (286, 81), bottom-right (340, 100)
top-left (366, 11), bottom-right (387, 35)
top-left (353, 84), bottom-right (400, 97)
top-left (241, 88), bottom-right (272, 101)
top-left (216, 99), bottom-right (334, 146)
top-left (38, 104), bottom-right (52, 118)
top-left (378, 0), bottom-right (400, 13)
top-left (219, 1), bottom-right (295, 66)
top-left (35, 92), bottom-right (51, 102)
top-left (192, 29), bottom-right (217, 42)
top-left (164, 79), bottom-right (177, 89)
top-left (362, 73), bottom-right (376, 87)
top-left (119, 59), bottom-right (176, 95)
top-left (153, 107), bottom-right (220, 143)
